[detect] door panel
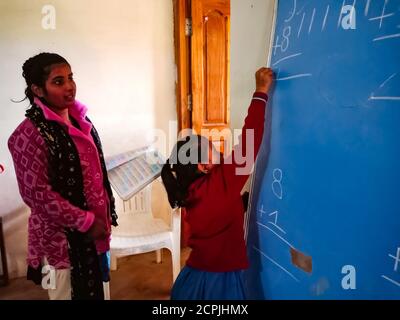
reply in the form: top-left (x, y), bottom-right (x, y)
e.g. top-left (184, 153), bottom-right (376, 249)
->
top-left (192, 0), bottom-right (230, 152)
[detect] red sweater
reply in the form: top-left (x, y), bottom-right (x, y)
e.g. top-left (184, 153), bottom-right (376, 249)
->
top-left (185, 92), bottom-right (268, 272)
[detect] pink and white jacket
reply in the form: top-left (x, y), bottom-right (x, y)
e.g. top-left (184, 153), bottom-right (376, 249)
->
top-left (8, 98), bottom-right (111, 270)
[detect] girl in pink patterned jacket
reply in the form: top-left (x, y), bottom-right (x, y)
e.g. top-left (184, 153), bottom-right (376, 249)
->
top-left (8, 53), bottom-right (118, 300)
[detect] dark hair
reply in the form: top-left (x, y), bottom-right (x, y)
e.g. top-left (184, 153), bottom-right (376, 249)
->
top-left (20, 52), bottom-right (70, 105)
top-left (161, 135), bottom-right (211, 208)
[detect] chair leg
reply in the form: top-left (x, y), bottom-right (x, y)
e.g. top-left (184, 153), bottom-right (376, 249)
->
top-left (110, 254), bottom-right (117, 271)
top-left (171, 247), bottom-right (181, 283)
top-left (171, 207), bottom-right (182, 282)
top-left (103, 282), bottom-right (110, 300)
top-left (156, 249), bottom-right (162, 264)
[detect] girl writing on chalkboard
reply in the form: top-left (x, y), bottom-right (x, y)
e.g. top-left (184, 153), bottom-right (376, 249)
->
top-left (8, 52), bottom-right (118, 300)
top-left (161, 67), bottom-right (274, 299)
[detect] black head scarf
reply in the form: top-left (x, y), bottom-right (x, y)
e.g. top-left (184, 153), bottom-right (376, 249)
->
top-left (161, 135), bottom-right (210, 208)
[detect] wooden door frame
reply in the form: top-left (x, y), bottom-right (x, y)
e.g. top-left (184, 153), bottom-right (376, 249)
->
top-left (173, 0), bottom-right (192, 249)
top-left (173, 0), bottom-right (191, 132)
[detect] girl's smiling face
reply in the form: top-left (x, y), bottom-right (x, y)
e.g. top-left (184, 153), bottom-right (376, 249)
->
top-left (33, 63), bottom-right (76, 111)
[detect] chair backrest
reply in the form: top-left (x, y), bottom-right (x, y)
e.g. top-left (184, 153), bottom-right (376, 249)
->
top-left (114, 185), bottom-right (151, 216)
top-left (112, 185), bottom-right (159, 237)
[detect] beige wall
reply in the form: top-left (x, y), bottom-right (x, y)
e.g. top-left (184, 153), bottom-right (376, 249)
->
top-left (230, 0), bottom-right (276, 131)
top-left (0, 0), bottom-right (176, 278)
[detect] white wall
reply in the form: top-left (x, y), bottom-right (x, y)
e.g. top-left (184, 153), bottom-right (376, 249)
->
top-left (230, 0), bottom-right (276, 131)
top-left (0, 0), bottom-right (176, 278)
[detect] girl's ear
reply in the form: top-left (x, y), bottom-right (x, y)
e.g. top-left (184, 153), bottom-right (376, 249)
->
top-left (31, 84), bottom-right (44, 98)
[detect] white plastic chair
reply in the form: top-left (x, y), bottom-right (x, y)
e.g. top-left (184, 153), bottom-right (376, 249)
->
top-left (107, 182), bottom-right (181, 299)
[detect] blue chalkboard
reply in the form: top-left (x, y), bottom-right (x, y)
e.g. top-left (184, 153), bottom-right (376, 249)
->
top-left (245, 0), bottom-right (400, 299)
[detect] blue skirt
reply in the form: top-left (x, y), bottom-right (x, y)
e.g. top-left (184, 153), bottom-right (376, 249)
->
top-left (171, 266), bottom-right (246, 300)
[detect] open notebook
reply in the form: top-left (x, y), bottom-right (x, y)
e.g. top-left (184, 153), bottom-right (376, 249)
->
top-left (105, 146), bottom-right (165, 201)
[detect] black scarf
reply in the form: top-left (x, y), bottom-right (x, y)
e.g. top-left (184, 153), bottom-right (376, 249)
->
top-left (25, 104), bottom-right (118, 300)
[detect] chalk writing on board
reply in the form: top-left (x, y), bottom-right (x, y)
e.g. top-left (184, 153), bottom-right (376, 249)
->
top-left (281, 0), bottom-right (358, 44)
top-left (369, 73), bottom-right (400, 101)
top-left (369, 0), bottom-right (400, 41)
top-left (255, 160), bottom-right (311, 282)
top-left (258, 205), bottom-right (286, 234)
top-left (369, 95), bottom-right (400, 101)
top-left (379, 73), bottom-right (397, 88)
top-left (390, 247), bottom-right (400, 272)
top-left (253, 245), bottom-right (300, 282)
top-left (258, 205), bottom-right (266, 218)
top-left (373, 33), bottom-right (400, 41)
top-left (309, 8), bottom-right (316, 33)
top-left (381, 276), bottom-right (400, 287)
top-left (322, 5), bottom-right (330, 31)
top-left (276, 73), bottom-right (312, 81)
top-left (285, 0), bottom-right (297, 23)
top-left (381, 247), bottom-right (400, 288)
top-left (298, 12), bottom-right (305, 37)
top-left (272, 168), bottom-right (283, 199)
top-left (365, 0), bottom-right (371, 16)
top-left (272, 26), bottom-right (292, 55)
top-left (369, 0), bottom-right (393, 29)
top-left (268, 210), bottom-right (286, 234)
top-left (274, 0), bottom-right (400, 80)
top-left (272, 52), bottom-right (303, 67)
top-left (257, 221), bottom-right (296, 251)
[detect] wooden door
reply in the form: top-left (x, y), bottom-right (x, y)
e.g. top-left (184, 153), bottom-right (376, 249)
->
top-left (173, 0), bottom-right (230, 247)
top-left (191, 0), bottom-right (230, 153)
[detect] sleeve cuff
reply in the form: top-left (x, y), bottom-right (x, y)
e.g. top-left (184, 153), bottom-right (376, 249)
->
top-left (78, 211), bottom-right (95, 232)
top-left (253, 92), bottom-right (268, 103)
